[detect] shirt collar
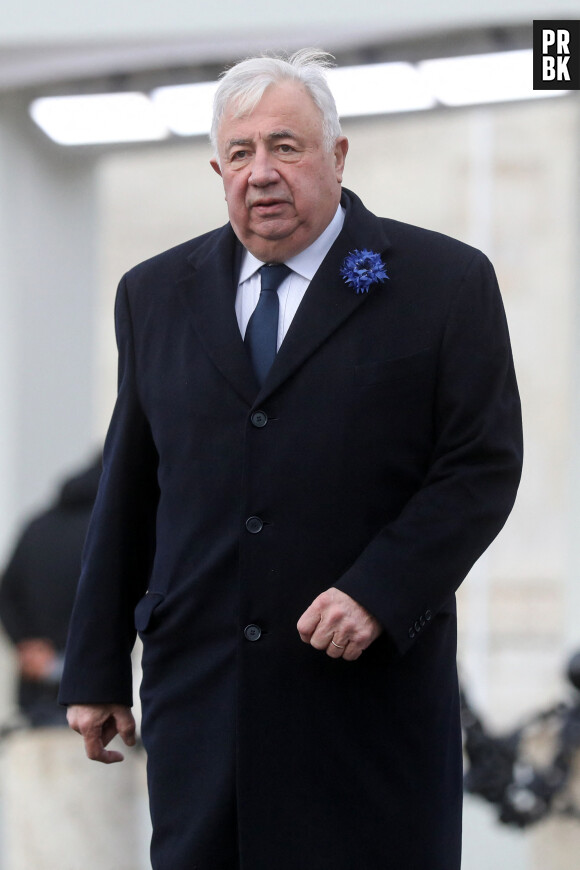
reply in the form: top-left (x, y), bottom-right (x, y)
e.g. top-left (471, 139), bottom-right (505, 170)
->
top-left (238, 203), bottom-right (346, 284)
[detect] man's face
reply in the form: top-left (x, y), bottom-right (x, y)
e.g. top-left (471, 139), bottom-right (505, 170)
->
top-left (211, 81), bottom-right (348, 263)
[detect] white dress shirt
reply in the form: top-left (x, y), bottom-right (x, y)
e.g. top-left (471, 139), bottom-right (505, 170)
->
top-left (235, 204), bottom-right (345, 350)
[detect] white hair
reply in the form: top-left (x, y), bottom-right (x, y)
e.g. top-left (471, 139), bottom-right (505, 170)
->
top-left (210, 48), bottom-right (342, 155)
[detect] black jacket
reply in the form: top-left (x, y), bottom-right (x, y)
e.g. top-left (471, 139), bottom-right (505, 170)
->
top-left (0, 458), bottom-right (101, 724)
top-left (60, 190), bottom-right (522, 869)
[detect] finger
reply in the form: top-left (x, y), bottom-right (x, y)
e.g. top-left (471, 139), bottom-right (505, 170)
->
top-left (309, 624), bottom-right (333, 650)
top-left (341, 642), bottom-right (364, 662)
top-left (111, 710), bottom-right (137, 747)
top-left (91, 744), bottom-right (125, 764)
top-left (326, 637), bottom-right (346, 659)
top-left (118, 722), bottom-right (137, 747)
top-left (297, 604), bottom-right (321, 643)
top-left (83, 727), bottom-right (125, 764)
top-left (101, 716), bottom-right (121, 748)
top-left (97, 712), bottom-right (136, 758)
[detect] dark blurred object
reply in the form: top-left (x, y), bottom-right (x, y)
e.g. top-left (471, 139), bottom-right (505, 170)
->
top-left (462, 652), bottom-right (580, 827)
top-left (0, 457), bottom-right (101, 727)
top-left (566, 651), bottom-right (580, 691)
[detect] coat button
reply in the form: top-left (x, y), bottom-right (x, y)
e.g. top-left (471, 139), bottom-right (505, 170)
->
top-left (245, 516), bottom-right (264, 534)
top-left (251, 410), bottom-right (268, 428)
top-left (244, 624), bottom-right (262, 641)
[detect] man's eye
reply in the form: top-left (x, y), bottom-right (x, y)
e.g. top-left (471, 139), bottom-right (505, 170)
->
top-left (278, 144), bottom-right (295, 153)
top-left (231, 150), bottom-right (248, 161)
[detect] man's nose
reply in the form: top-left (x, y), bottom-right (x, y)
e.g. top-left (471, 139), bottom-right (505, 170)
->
top-left (248, 147), bottom-right (279, 186)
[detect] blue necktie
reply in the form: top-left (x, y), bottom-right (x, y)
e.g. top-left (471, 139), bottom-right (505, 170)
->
top-left (245, 263), bottom-right (291, 386)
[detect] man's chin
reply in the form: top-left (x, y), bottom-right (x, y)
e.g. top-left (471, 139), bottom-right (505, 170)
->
top-left (249, 216), bottom-right (297, 241)
top-left (244, 237), bottom-right (304, 263)
top-left (238, 220), bottom-right (307, 261)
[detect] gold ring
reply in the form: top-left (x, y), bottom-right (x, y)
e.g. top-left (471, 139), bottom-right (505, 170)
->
top-left (331, 640), bottom-right (345, 649)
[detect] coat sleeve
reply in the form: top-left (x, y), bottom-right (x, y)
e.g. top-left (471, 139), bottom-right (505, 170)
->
top-left (59, 276), bottom-right (159, 706)
top-left (336, 252), bottom-right (523, 655)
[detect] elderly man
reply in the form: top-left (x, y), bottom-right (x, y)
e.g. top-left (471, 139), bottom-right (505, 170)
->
top-left (61, 49), bottom-right (522, 869)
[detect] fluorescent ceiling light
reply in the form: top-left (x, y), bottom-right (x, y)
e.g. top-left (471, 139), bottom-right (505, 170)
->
top-left (30, 92), bottom-right (169, 146)
top-left (150, 64), bottom-right (435, 138)
top-left (419, 49), bottom-right (570, 106)
top-left (151, 81), bottom-right (218, 136)
top-left (29, 50), bottom-right (572, 146)
top-left (328, 62), bottom-right (437, 115)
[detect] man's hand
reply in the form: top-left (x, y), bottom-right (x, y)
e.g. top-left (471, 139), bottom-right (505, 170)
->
top-left (67, 704), bottom-right (136, 764)
top-left (297, 587), bottom-right (382, 661)
top-left (16, 639), bottom-right (57, 680)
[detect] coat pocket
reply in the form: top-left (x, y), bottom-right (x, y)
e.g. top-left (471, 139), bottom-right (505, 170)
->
top-left (134, 591), bottom-right (165, 633)
top-left (354, 347), bottom-right (433, 387)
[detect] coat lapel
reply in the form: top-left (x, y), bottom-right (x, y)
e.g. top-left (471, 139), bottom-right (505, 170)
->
top-left (258, 189), bottom-right (391, 401)
top-left (176, 190), bottom-right (391, 407)
top-left (176, 224), bottom-right (259, 406)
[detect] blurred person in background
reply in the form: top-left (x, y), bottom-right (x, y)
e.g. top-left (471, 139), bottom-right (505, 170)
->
top-left (60, 50), bottom-right (522, 870)
top-left (0, 456), bottom-right (101, 727)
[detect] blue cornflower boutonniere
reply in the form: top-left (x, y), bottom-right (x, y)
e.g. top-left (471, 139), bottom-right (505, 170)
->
top-left (340, 249), bottom-right (388, 294)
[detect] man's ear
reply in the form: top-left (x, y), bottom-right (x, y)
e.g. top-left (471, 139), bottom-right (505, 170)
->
top-left (210, 158), bottom-right (222, 177)
top-left (334, 137), bottom-right (349, 183)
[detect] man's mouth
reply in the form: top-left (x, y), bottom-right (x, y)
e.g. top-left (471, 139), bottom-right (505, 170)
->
top-left (251, 199), bottom-right (289, 214)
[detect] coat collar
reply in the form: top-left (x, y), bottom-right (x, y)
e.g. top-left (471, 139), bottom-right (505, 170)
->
top-left (177, 188), bottom-right (391, 407)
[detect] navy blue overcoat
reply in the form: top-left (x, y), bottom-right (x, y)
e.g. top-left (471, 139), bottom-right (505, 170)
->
top-left (60, 189), bottom-right (523, 869)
